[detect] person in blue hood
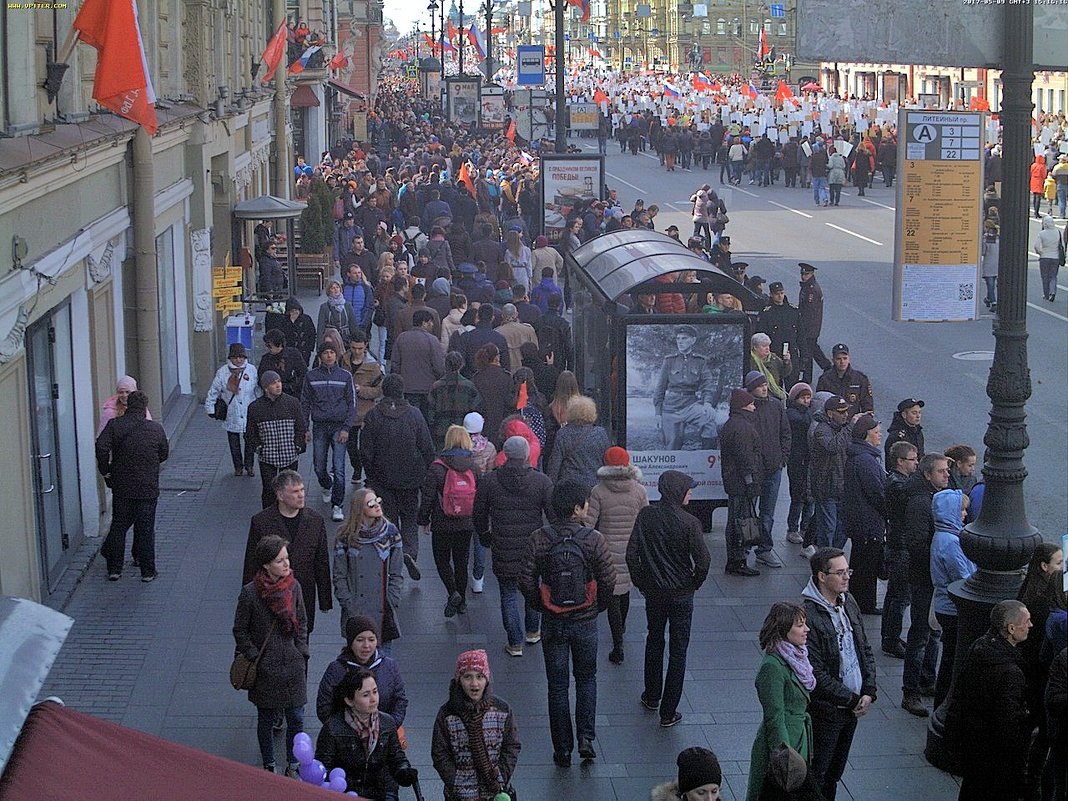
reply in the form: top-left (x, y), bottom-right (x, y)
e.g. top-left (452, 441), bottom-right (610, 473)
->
top-left (929, 488), bottom-right (975, 708)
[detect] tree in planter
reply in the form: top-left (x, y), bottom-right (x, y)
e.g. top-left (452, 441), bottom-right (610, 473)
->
top-left (299, 180), bottom-right (335, 255)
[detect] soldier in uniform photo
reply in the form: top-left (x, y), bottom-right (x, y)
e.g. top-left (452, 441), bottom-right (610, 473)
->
top-left (653, 325), bottom-right (721, 450)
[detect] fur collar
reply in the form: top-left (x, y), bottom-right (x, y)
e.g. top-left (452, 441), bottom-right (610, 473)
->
top-left (650, 781), bottom-right (681, 801)
top-left (595, 464), bottom-right (643, 482)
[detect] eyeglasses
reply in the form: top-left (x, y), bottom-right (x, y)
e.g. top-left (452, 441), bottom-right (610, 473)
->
top-left (824, 568), bottom-right (854, 578)
top-left (365, 496), bottom-right (382, 509)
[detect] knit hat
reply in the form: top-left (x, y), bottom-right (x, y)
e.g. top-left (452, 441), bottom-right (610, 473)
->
top-left (503, 435), bottom-right (530, 461)
top-left (604, 446), bottom-right (630, 467)
top-left (260, 370), bottom-right (281, 388)
top-left (788, 382), bottom-right (813, 402)
top-left (852, 414), bottom-right (880, 440)
top-left (116, 375), bottom-right (138, 392)
top-left (345, 614), bottom-right (379, 644)
top-left (677, 747), bottom-right (722, 794)
top-left (455, 649), bottom-right (491, 681)
top-left (318, 341), bottom-right (337, 356)
top-left (767, 744), bottom-right (807, 792)
top-left (463, 412), bottom-right (485, 434)
top-left (535, 235), bottom-right (548, 248)
top-left (744, 370), bottom-right (768, 389)
top-left (228, 342), bottom-right (247, 359)
top-left (730, 388), bottom-right (755, 411)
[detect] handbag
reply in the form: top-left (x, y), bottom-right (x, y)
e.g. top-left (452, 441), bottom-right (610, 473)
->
top-left (1058, 237), bottom-right (1066, 268)
top-left (212, 396), bottom-right (230, 421)
top-left (229, 618), bottom-right (276, 691)
top-left (737, 497), bottom-right (763, 549)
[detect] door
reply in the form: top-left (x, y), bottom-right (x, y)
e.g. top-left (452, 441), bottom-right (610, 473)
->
top-left (28, 304), bottom-right (83, 592)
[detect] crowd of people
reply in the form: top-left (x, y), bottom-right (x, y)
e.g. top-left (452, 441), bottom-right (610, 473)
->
top-left (86, 69), bottom-right (1068, 801)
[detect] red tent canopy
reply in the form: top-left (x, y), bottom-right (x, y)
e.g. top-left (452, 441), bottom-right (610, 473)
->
top-left (0, 701), bottom-right (339, 801)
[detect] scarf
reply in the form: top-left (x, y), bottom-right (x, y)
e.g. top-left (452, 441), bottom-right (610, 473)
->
top-left (454, 685), bottom-right (501, 797)
top-left (350, 518), bottom-right (402, 562)
top-left (227, 364), bottom-right (244, 395)
top-left (773, 640), bottom-right (816, 691)
top-left (751, 351), bottom-right (786, 401)
top-left (253, 569), bottom-right (299, 635)
top-left (346, 708), bottom-right (380, 756)
top-left (327, 292), bottom-right (348, 313)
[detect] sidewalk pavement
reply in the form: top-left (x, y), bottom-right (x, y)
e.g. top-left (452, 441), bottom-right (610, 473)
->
top-left (40, 410), bottom-right (961, 800)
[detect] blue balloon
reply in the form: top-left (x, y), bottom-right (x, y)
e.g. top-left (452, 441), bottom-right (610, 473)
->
top-left (293, 739), bottom-right (314, 765)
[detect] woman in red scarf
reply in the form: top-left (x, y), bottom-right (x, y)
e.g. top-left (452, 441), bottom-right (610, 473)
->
top-left (233, 534), bottom-right (309, 775)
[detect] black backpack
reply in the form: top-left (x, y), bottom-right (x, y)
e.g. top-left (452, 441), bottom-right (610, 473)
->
top-left (540, 525), bottom-right (595, 613)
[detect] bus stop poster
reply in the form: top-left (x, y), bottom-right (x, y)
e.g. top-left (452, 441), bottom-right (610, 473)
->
top-left (446, 78), bottom-right (481, 126)
top-left (540, 154), bottom-right (604, 242)
top-left (623, 321), bottom-right (745, 501)
top-left (480, 87), bottom-right (507, 129)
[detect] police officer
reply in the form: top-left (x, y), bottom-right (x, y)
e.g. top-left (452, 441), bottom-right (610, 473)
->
top-left (654, 325), bottom-right (721, 450)
top-left (797, 263), bottom-right (830, 384)
top-left (816, 343), bottom-right (874, 418)
top-left (884, 398), bottom-right (925, 471)
top-left (758, 280), bottom-right (800, 372)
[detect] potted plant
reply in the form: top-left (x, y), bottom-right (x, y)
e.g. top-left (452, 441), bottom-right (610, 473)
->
top-left (296, 179), bottom-right (335, 291)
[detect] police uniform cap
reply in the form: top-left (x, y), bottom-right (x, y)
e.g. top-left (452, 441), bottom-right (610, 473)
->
top-left (831, 343), bottom-right (849, 356)
top-left (769, 281), bottom-right (785, 293)
top-left (897, 398), bottom-right (925, 412)
top-left (799, 262), bottom-right (817, 273)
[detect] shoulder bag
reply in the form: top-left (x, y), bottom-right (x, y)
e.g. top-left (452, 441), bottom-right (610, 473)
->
top-left (229, 618), bottom-right (277, 691)
top-left (737, 497), bottom-right (763, 549)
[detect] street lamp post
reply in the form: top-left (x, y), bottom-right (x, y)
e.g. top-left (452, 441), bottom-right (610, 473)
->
top-left (554, 0), bottom-right (566, 152)
top-left (924, 0), bottom-right (1042, 770)
top-left (458, 0), bottom-right (465, 74)
top-left (440, 0), bottom-right (447, 71)
top-left (484, 0), bottom-right (495, 83)
top-left (429, 0), bottom-right (438, 60)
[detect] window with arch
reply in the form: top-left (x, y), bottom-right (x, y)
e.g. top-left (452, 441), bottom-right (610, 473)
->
top-left (779, 21), bottom-right (787, 35)
top-left (717, 17), bottom-right (725, 34)
top-left (732, 17), bottom-right (741, 36)
top-left (764, 18), bottom-right (771, 31)
top-left (749, 18), bottom-right (759, 34)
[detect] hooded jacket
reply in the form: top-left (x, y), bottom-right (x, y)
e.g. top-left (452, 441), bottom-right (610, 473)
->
top-left (884, 410), bottom-right (924, 471)
top-left (315, 646), bottom-right (408, 725)
top-left (1029, 154), bottom-right (1047, 195)
top-left (360, 397), bottom-right (435, 489)
top-left (473, 457), bottom-right (554, 579)
top-left (418, 448), bottom-right (479, 534)
top-left (801, 580), bottom-right (877, 717)
top-left (842, 439), bottom-right (886, 542)
top-left (1035, 214), bottom-right (1061, 258)
top-left (626, 472), bottom-right (710, 598)
top-left (585, 464), bottom-right (648, 595)
top-left (492, 417), bottom-right (542, 469)
top-left (205, 359), bottom-right (260, 434)
top-left (546, 422), bottom-right (612, 492)
top-left (930, 489), bottom-right (976, 616)
top-left (903, 471), bottom-right (940, 585)
top-left (258, 346), bottom-right (308, 398)
top-left (280, 298), bottom-right (317, 365)
top-left (719, 407), bottom-right (762, 497)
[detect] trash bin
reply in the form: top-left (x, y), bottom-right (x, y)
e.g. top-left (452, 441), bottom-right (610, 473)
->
top-left (225, 313), bottom-right (255, 358)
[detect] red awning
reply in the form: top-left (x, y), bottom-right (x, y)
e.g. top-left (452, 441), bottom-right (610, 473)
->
top-left (291, 84), bottom-right (321, 108)
top-left (328, 79), bottom-right (366, 100)
top-left (0, 701), bottom-right (338, 801)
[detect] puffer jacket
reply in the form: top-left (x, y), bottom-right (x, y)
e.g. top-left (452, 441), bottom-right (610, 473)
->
top-left (360, 397), bottom-right (435, 490)
top-left (316, 646), bottom-right (408, 725)
top-left (315, 710), bottom-right (410, 799)
top-left (473, 458), bottom-right (553, 579)
top-left (626, 473), bottom-right (710, 598)
top-left (418, 449), bottom-right (479, 534)
top-left (492, 417), bottom-right (541, 469)
top-left (808, 413), bottom-right (853, 501)
top-left (205, 359), bottom-right (260, 434)
top-left (518, 519), bottom-right (617, 621)
top-left (545, 423), bottom-right (612, 491)
top-left (584, 465), bottom-right (648, 595)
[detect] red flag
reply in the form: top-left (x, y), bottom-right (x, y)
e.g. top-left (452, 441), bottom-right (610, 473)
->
top-left (774, 79), bottom-right (794, 104)
top-left (758, 27), bottom-right (770, 59)
top-left (328, 52), bottom-right (349, 70)
top-left (72, 0), bottom-right (157, 134)
top-left (457, 161), bottom-right (476, 197)
top-left (260, 22), bottom-right (287, 84)
top-left (505, 118), bottom-right (517, 144)
top-left (593, 88), bottom-right (609, 106)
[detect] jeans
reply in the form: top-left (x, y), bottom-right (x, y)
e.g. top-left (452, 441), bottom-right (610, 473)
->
top-left (374, 485), bottom-right (420, 561)
top-left (983, 275), bottom-right (997, 305)
top-left (730, 160), bottom-right (744, 183)
top-left (812, 499), bottom-right (845, 548)
top-left (902, 580), bottom-right (941, 695)
top-left (471, 534), bottom-right (485, 580)
top-left (812, 176), bottom-right (829, 205)
top-left (541, 616), bottom-right (598, 756)
top-left (1038, 257), bottom-right (1059, 298)
top-left (404, 393), bottom-right (431, 428)
top-left (880, 548), bottom-right (911, 647)
top-left (103, 496), bottom-right (158, 576)
top-left (498, 575), bottom-right (541, 648)
top-left (259, 460), bottom-right (299, 509)
top-left (227, 432), bottom-right (255, 472)
top-left (642, 593), bottom-right (695, 720)
top-left (256, 704), bottom-right (304, 769)
top-left (608, 591), bottom-right (630, 651)
top-left (787, 497), bottom-right (814, 534)
top-left (346, 425), bottom-right (364, 480)
top-left (755, 158), bottom-right (770, 186)
top-left (431, 530), bottom-right (471, 596)
top-left (1058, 183), bottom-right (1067, 218)
top-left (757, 469), bottom-right (782, 552)
top-left (693, 221), bottom-right (712, 249)
top-left (883, 164), bottom-right (896, 186)
top-left (810, 707), bottom-right (857, 801)
top-left (312, 420), bottom-right (347, 507)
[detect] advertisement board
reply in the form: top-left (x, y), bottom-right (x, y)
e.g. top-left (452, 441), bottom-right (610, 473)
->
top-left (893, 110), bottom-right (985, 322)
top-left (539, 154), bottom-right (604, 242)
top-left (446, 77), bottom-right (481, 125)
top-left (480, 85), bottom-right (507, 129)
top-left (621, 320), bottom-right (745, 501)
top-left (569, 103), bottom-right (600, 130)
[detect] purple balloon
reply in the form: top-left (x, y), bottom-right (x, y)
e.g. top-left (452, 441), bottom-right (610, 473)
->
top-left (329, 773), bottom-right (348, 792)
top-left (292, 739), bottom-right (314, 765)
top-left (346, 794), bottom-right (360, 797)
top-left (293, 731), bottom-right (312, 747)
top-left (299, 759), bottom-right (325, 784)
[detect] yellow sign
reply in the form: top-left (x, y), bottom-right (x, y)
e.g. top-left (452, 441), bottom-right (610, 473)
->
top-left (216, 301), bottom-right (244, 313)
top-left (212, 284), bottom-right (242, 297)
top-left (900, 160), bottom-right (982, 265)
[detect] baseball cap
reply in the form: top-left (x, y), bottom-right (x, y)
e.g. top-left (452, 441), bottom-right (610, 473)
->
top-left (824, 395), bottom-right (850, 412)
top-left (665, 224), bottom-right (680, 232)
top-left (831, 343), bottom-right (849, 356)
top-left (852, 415), bottom-right (880, 439)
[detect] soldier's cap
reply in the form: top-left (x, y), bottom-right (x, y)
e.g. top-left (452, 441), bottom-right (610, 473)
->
top-left (831, 343), bottom-right (849, 356)
top-left (676, 324), bottom-right (698, 338)
top-left (769, 281), bottom-right (785, 293)
top-left (824, 395), bottom-right (850, 413)
top-left (665, 224), bottom-right (680, 232)
top-left (897, 398), bottom-right (925, 412)
top-left (731, 261), bottom-right (749, 272)
top-left (799, 262), bottom-right (817, 273)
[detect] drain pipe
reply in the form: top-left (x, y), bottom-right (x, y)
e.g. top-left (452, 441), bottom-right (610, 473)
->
top-left (272, 0), bottom-right (289, 198)
top-left (132, 127), bottom-right (163, 420)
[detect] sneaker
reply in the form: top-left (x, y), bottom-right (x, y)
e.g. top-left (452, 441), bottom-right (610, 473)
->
top-left (786, 530), bottom-right (804, 544)
top-left (505, 644), bottom-right (524, 657)
top-left (800, 545), bottom-right (817, 559)
top-left (608, 647), bottom-right (624, 664)
top-left (756, 551), bottom-right (784, 568)
top-left (404, 553), bottom-right (421, 581)
top-left (321, 487), bottom-right (333, 504)
top-left (659, 713), bottom-right (683, 728)
top-left (284, 764), bottom-right (300, 779)
top-left (471, 576), bottom-right (485, 593)
top-left (107, 572), bottom-right (121, 581)
top-left (725, 563), bottom-right (761, 577)
top-left (577, 738), bottom-right (596, 760)
top-left (444, 591), bottom-right (462, 618)
top-left (331, 505), bottom-right (344, 522)
top-left (902, 695), bottom-right (928, 717)
top-left (525, 631), bottom-right (542, 644)
top-left (640, 694), bottom-right (659, 711)
top-left (141, 573), bottom-right (158, 583)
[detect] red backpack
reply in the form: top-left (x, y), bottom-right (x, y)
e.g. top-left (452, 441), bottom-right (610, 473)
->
top-left (433, 459), bottom-right (477, 518)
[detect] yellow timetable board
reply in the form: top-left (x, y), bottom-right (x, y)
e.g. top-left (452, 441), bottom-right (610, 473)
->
top-left (893, 111), bottom-right (985, 322)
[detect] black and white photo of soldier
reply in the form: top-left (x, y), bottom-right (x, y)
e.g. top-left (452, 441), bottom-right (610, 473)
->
top-left (625, 323), bottom-right (743, 452)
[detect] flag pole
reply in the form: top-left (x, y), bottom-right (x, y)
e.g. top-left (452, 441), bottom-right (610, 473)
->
top-left (56, 27), bottom-right (80, 64)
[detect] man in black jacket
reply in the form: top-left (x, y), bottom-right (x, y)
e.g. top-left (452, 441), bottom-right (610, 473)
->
top-left (626, 470), bottom-right (710, 728)
top-left (96, 390), bottom-right (169, 582)
top-left (246, 371), bottom-right (307, 508)
top-left (801, 547), bottom-right (878, 801)
top-left (258, 329), bottom-right (307, 398)
top-left (900, 452), bottom-right (951, 716)
top-left (883, 397), bottom-right (925, 471)
top-left (518, 480), bottom-right (616, 768)
top-left (758, 281), bottom-right (800, 371)
top-left (474, 435), bottom-right (554, 656)
top-left (746, 371), bottom-right (791, 569)
top-left (532, 294), bottom-right (573, 372)
top-left (797, 263), bottom-right (830, 384)
top-left (718, 388), bottom-right (763, 577)
top-left (880, 440), bottom-right (919, 658)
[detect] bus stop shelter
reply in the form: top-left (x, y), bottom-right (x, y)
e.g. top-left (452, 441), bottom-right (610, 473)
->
top-left (231, 195), bottom-right (306, 301)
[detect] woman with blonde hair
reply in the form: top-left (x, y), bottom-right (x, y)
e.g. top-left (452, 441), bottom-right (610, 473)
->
top-left (333, 487), bottom-right (404, 652)
top-left (418, 425), bottom-right (478, 618)
top-left (545, 370), bottom-right (580, 463)
top-left (546, 395), bottom-right (611, 491)
top-left (504, 229), bottom-right (532, 292)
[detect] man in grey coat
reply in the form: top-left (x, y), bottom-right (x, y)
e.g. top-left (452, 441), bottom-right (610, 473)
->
top-left (745, 370), bottom-right (790, 568)
top-left (391, 308), bottom-right (446, 424)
